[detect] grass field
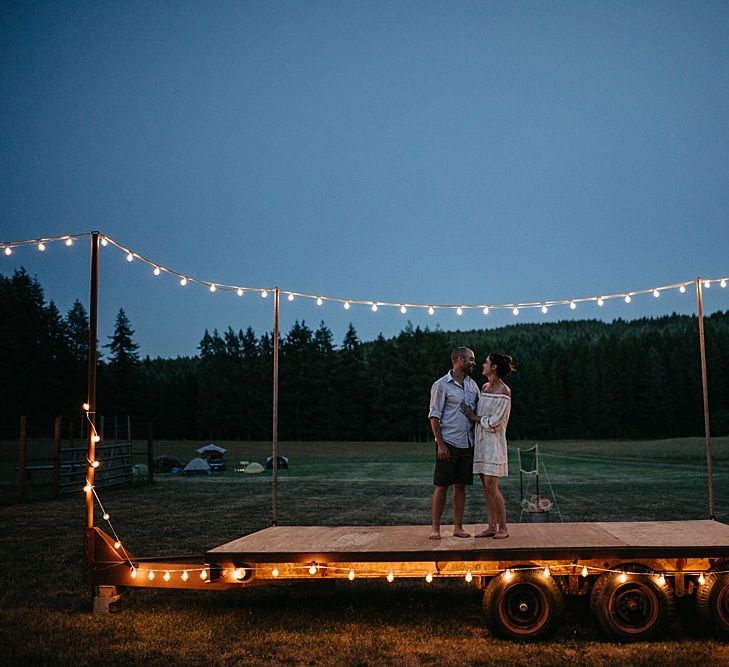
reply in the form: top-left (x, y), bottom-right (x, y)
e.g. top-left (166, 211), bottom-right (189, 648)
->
top-left (2, 437), bottom-right (729, 665)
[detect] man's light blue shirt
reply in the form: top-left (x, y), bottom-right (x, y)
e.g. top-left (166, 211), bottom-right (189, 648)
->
top-left (428, 371), bottom-right (479, 448)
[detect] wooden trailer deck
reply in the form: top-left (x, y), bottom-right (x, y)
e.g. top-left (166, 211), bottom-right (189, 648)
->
top-left (207, 519), bottom-right (729, 564)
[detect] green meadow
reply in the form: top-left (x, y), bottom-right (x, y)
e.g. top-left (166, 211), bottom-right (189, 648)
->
top-left (1, 437), bottom-right (729, 665)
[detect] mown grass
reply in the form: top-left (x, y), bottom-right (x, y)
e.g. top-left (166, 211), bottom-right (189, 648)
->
top-left (1, 437), bottom-right (729, 665)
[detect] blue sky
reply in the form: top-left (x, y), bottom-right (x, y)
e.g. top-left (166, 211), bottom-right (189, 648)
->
top-left (2, 1), bottom-right (728, 357)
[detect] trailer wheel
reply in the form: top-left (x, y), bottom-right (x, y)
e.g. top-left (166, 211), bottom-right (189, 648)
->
top-left (590, 566), bottom-right (673, 641)
top-left (482, 570), bottom-right (564, 640)
top-left (696, 572), bottom-right (729, 639)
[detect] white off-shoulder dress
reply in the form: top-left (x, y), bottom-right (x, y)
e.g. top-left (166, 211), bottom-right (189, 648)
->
top-left (473, 392), bottom-right (512, 477)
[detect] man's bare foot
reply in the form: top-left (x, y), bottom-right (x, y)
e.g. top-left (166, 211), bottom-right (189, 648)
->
top-left (476, 528), bottom-right (496, 538)
top-left (493, 530), bottom-right (509, 539)
top-left (453, 529), bottom-right (471, 538)
top-left (428, 530), bottom-right (441, 540)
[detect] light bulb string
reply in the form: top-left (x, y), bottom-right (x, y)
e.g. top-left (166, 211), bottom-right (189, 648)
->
top-left (2, 231), bottom-right (726, 312)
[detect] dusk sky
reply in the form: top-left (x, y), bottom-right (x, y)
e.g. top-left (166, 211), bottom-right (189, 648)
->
top-left (2, 1), bottom-right (728, 358)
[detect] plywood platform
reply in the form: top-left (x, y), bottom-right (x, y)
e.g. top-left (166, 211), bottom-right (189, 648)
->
top-left (207, 519), bottom-right (729, 564)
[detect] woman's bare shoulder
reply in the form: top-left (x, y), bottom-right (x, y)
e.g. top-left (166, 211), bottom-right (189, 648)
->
top-left (482, 382), bottom-right (511, 398)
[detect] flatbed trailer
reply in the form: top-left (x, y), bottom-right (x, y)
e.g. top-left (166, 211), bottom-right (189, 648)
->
top-left (90, 519), bottom-right (729, 641)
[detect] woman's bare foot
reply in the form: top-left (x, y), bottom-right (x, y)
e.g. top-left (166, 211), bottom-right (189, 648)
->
top-left (476, 528), bottom-right (496, 538)
top-left (493, 530), bottom-right (509, 539)
top-left (428, 530), bottom-right (441, 540)
top-left (453, 529), bottom-right (471, 538)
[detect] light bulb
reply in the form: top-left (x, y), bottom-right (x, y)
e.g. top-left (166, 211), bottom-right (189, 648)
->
top-left (200, 569), bottom-right (208, 580)
top-left (653, 289), bottom-right (660, 298)
top-left (180, 277), bottom-right (187, 286)
top-left (272, 567), bottom-right (279, 577)
top-left (387, 571), bottom-right (395, 582)
top-left (581, 566), bottom-right (588, 577)
top-left (83, 483), bottom-right (92, 493)
top-left (237, 287), bottom-right (244, 296)
top-left (428, 306), bottom-right (435, 315)
top-left (348, 569), bottom-right (355, 581)
top-left (570, 301), bottom-right (576, 310)
top-left (619, 572), bottom-right (627, 583)
top-left (400, 305), bottom-right (407, 314)
top-left (153, 266), bottom-right (161, 276)
top-left (316, 297), bottom-right (323, 306)
top-left (624, 295), bottom-right (631, 303)
top-left (209, 284), bottom-right (216, 293)
top-left (3, 247), bottom-right (11, 256)
top-left (101, 237), bottom-right (108, 246)
top-left (512, 307), bottom-right (519, 316)
top-left (504, 569), bottom-right (514, 581)
top-left (261, 290), bottom-right (268, 298)
top-left (657, 574), bottom-right (666, 585)
top-left (465, 571), bottom-right (473, 583)
top-left (38, 242), bottom-right (46, 252)
top-left (698, 573), bottom-right (706, 585)
top-left (541, 305), bottom-right (548, 314)
top-left (82, 403), bottom-right (90, 411)
top-left (456, 307), bottom-right (463, 316)
top-left (721, 279), bottom-right (727, 288)
top-left (371, 303), bottom-right (378, 312)
top-left (344, 301), bottom-right (350, 310)
top-left (425, 572), bottom-right (433, 583)
top-left (91, 460), bottom-right (99, 468)
top-left (181, 570), bottom-right (189, 582)
top-left (543, 566), bottom-right (551, 578)
top-left (309, 564), bottom-right (317, 575)
top-left (163, 571), bottom-right (171, 582)
top-left (679, 284), bottom-right (686, 293)
top-left (130, 567), bottom-right (137, 579)
top-left (148, 570), bottom-right (155, 580)
top-left (102, 513), bottom-right (109, 521)
top-left (235, 568), bottom-right (246, 580)
top-left (482, 306), bottom-right (489, 315)
top-left (126, 252), bottom-right (133, 262)
top-left (704, 280), bottom-right (710, 289)
top-left (65, 237), bottom-right (73, 247)
top-left (114, 541), bottom-right (121, 550)
top-left (597, 297), bottom-right (604, 307)
top-left (287, 293), bottom-right (294, 301)
top-left (92, 435), bottom-right (101, 443)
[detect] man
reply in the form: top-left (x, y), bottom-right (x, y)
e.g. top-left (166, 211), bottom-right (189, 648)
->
top-left (427, 347), bottom-right (479, 539)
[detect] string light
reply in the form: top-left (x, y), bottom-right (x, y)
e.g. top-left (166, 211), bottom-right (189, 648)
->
top-left (209, 284), bottom-right (216, 293)
top-left (465, 571), bottom-right (473, 583)
top-left (541, 305), bottom-right (548, 314)
top-left (92, 435), bottom-right (101, 443)
top-left (657, 573), bottom-right (666, 585)
top-left (235, 568), bottom-right (246, 580)
top-left (653, 289), bottom-right (660, 298)
top-left (130, 567), bottom-right (137, 579)
top-left (65, 237), bottom-right (73, 247)
top-left (721, 279), bottom-right (727, 288)
top-left (82, 403), bottom-right (90, 411)
top-left (271, 567), bottom-right (279, 577)
top-left (344, 301), bottom-right (351, 310)
top-left (237, 288), bottom-right (244, 296)
top-left (153, 266), bottom-right (161, 276)
top-left (101, 237), bottom-right (108, 246)
top-left (400, 305), bottom-right (407, 314)
top-left (148, 570), bottom-right (155, 580)
top-left (542, 566), bottom-right (551, 578)
top-left (102, 513), bottom-right (109, 521)
top-left (504, 569), bottom-right (514, 582)
top-left (126, 252), bottom-right (134, 262)
top-left (348, 568), bottom-right (356, 581)
top-left (3, 247), bottom-right (11, 256)
top-left (482, 306), bottom-right (489, 315)
top-left (114, 541), bottom-right (121, 550)
top-left (704, 280), bottom-right (711, 289)
top-left (200, 569), bottom-right (208, 580)
top-left (425, 572), bottom-right (433, 583)
top-left (309, 564), bottom-right (318, 575)
top-left (371, 303), bottom-right (378, 312)
top-left (38, 242), bottom-right (46, 252)
top-left (581, 566), bottom-right (589, 577)
top-left (699, 572), bottom-right (706, 585)
top-left (597, 297), bottom-right (604, 306)
top-left (163, 571), bottom-right (171, 582)
top-left (512, 307), bottom-right (519, 316)
top-left (428, 306), bottom-right (435, 315)
top-left (181, 570), bottom-right (189, 582)
top-left (624, 295), bottom-right (631, 303)
top-left (456, 307), bottom-right (463, 316)
top-left (180, 277), bottom-right (187, 286)
top-left (316, 297), bottom-right (323, 306)
top-left (619, 572), bottom-right (627, 583)
top-left (91, 460), bottom-right (100, 468)
top-left (680, 284), bottom-right (686, 293)
top-left (83, 483), bottom-right (92, 493)
top-left (261, 290), bottom-right (268, 298)
top-left (287, 293), bottom-right (294, 302)
top-left (387, 571), bottom-right (395, 582)
top-left (570, 301), bottom-right (576, 310)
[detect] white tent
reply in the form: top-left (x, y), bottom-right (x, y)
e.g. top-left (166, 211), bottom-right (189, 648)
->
top-left (183, 457), bottom-right (211, 476)
top-left (196, 443), bottom-right (227, 455)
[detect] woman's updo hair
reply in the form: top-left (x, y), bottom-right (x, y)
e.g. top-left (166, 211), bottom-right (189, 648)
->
top-left (488, 353), bottom-right (516, 378)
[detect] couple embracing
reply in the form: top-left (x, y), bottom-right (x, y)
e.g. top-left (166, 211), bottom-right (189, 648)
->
top-left (428, 347), bottom-right (516, 541)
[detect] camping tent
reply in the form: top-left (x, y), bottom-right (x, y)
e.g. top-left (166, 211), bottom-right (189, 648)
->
top-left (183, 457), bottom-right (211, 476)
top-left (266, 455), bottom-right (289, 470)
top-left (196, 443), bottom-right (226, 455)
top-left (153, 455), bottom-right (183, 473)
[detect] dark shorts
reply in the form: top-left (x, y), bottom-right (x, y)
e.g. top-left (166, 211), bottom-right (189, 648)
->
top-left (433, 442), bottom-right (474, 486)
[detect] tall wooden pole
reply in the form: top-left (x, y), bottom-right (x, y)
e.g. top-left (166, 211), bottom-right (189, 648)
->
top-left (272, 288), bottom-right (280, 526)
top-left (84, 232), bottom-right (100, 580)
top-left (695, 278), bottom-right (714, 519)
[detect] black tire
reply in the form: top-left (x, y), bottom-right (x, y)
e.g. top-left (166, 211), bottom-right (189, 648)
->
top-left (590, 565), bottom-right (674, 642)
top-left (482, 570), bottom-right (564, 640)
top-left (696, 572), bottom-right (729, 640)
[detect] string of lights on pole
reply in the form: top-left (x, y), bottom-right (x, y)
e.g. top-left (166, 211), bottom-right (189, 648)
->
top-left (2, 232), bottom-right (727, 317)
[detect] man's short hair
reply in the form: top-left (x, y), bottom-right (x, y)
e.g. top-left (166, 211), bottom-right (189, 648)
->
top-left (451, 347), bottom-right (471, 363)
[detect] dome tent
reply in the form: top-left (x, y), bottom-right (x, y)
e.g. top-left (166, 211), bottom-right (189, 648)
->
top-left (183, 457), bottom-right (211, 476)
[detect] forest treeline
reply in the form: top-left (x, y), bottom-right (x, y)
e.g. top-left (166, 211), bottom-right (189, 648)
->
top-left (2, 268), bottom-right (728, 441)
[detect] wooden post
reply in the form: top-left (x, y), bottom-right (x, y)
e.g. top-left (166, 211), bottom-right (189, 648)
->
top-left (272, 287), bottom-right (280, 526)
top-left (84, 231), bottom-right (100, 582)
top-left (695, 278), bottom-right (714, 519)
top-left (18, 416), bottom-right (27, 498)
top-left (52, 416), bottom-right (62, 498)
top-left (147, 423), bottom-right (154, 484)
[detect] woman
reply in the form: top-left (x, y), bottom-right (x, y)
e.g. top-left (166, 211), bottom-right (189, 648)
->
top-left (461, 353), bottom-right (516, 539)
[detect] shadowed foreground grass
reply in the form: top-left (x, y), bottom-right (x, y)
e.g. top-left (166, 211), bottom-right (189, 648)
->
top-left (1, 437), bottom-right (729, 665)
